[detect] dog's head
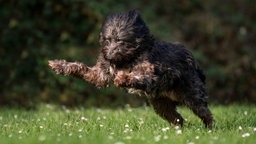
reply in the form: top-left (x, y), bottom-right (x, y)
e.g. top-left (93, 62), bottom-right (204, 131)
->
top-left (99, 10), bottom-right (152, 65)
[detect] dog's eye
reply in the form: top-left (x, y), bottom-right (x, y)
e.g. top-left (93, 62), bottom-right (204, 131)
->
top-left (117, 40), bottom-right (124, 45)
top-left (104, 39), bottom-right (110, 46)
top-left (122, 38), bottom-right (133, 43)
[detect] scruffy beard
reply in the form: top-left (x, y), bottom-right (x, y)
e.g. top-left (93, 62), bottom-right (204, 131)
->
top-left (99, 10), bottom-right (153, 67)
top-left (101, 42), bottom-right (139, 66)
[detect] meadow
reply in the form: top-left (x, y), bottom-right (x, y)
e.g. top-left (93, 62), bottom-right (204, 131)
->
top-left (0, 104), bottom-right (255, 144)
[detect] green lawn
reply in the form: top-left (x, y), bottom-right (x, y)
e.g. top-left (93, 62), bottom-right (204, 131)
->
top-left (0, 104), bottom-right (255, 144)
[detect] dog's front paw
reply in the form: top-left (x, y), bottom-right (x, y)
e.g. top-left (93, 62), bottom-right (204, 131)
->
top-left (49, 60), bottom-right (88, 76)
top-left (48, 60), bottom-right (68, 75)
top-left (114, 73), bottom-right (131, 87)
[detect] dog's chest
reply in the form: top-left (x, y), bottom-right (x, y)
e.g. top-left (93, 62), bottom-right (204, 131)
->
top-left (109, 66), bottom-right (117, 76)
top-left (109, 66), bottom-right (130, 75)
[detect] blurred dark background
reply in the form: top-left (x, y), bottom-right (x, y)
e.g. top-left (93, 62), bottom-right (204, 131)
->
top-left (0, 0), bottom-right (255, 108)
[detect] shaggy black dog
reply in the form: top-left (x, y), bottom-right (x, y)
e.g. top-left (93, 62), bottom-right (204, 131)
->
top-left (49, 10), bottom-right (214, 128)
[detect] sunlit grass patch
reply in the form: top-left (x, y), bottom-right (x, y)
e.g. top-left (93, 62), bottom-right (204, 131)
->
top-left (0, 104), bottom-right (255, 144)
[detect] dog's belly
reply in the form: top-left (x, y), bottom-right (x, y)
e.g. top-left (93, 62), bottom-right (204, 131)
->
top-left (126, 88), bottom-right (149, 97)
top-left (126, 88), bottom-right (179, 102)
top-left (160, 91), bottom-right (179, 102)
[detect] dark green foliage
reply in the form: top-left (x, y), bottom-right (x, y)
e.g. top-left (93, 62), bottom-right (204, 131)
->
top-left (0, 0), bottom-right (255, 107)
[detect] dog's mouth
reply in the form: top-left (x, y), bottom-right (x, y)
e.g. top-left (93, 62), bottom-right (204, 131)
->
top-left (109, 65), bottom-right (118, 75)
top-left (106, 53), bottom-right (123, 63)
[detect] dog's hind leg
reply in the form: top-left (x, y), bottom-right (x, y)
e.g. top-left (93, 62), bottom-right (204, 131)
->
top-left (150, 97), bottom-right (184, 127)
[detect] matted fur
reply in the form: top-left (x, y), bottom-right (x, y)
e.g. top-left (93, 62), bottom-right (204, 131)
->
top-left (49, 10), bottom-right (214, 128)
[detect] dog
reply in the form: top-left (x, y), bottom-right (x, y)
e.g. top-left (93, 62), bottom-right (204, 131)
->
top-left (49, 10), bottom-right (214, 128)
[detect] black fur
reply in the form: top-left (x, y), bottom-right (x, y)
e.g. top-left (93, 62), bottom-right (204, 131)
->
top-left (49, 10), bottom-right (214, 128)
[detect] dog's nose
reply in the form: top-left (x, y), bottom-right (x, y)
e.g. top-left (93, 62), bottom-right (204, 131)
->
top-left (109, 42), bottom-right (118, 49)
top-left (107, 49), bottom-right (116, 59)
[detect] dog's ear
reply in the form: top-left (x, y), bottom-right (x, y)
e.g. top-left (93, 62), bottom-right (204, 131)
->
top-left (127, 9), bottom-right (149, 36)
top-left (128, 9), bottom-right (141, 20)
top-left (128, 9), bottom-right (145, 26)
top-left (128, 9), bottom-right (140, 18)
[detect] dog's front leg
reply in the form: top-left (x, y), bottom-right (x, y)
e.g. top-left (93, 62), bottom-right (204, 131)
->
top-left (114, 71), bottom-right (156, 92)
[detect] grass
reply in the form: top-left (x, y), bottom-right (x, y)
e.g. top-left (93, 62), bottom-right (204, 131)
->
top-left (0, 104), bottom-right (255, 144)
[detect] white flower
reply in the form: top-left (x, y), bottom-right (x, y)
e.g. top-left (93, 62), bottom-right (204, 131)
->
top-left (141, 137), bottom-right (145, 141)
top-left (115, 141), bottom-right (125, 144)
top-left (39, 126), bottom-right (43, 129)
top-left (244, 111), bottom-right (248, 115)
top-left (253, 127), bottom-right (256, 132)
top-left (154, 135), bottom-right (161, 142)
top-left (81, 116), bottom-right (88, 121)
top-left (18, 130), bottom-right (23, 134)
top-left (176, 130), bottom-right (182, 134)
top-left (174, 126), bottom-right (180, 130)
top-left (99, 124), bottom-right (104, 127)
top-left (38, 135), bottom-right (46, 141)
top-left (139, 120), bottom-right (144, 125)
top-left (239, 126), bottom-right (242, 130)
top-left (163, 135), bottom-right (168, 139)
top-left (108, 136), bottom-right (113, 139)
top-left (195, 136), bottom-right (200, 139)
top-left (78, 129), bottom-right (83, 132)
top-left (78, 135), bottom-right (82, 138)
top-left (124, 136), bottom-right (132, 140)
top-left (242, 133), bottom-right (250, 137)
top-left (125, 124), bottom-right (129, 128)
top-left (161, 127), bottom-right (170, 132)
top-left (123, 128), bottom-right (129, 133)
